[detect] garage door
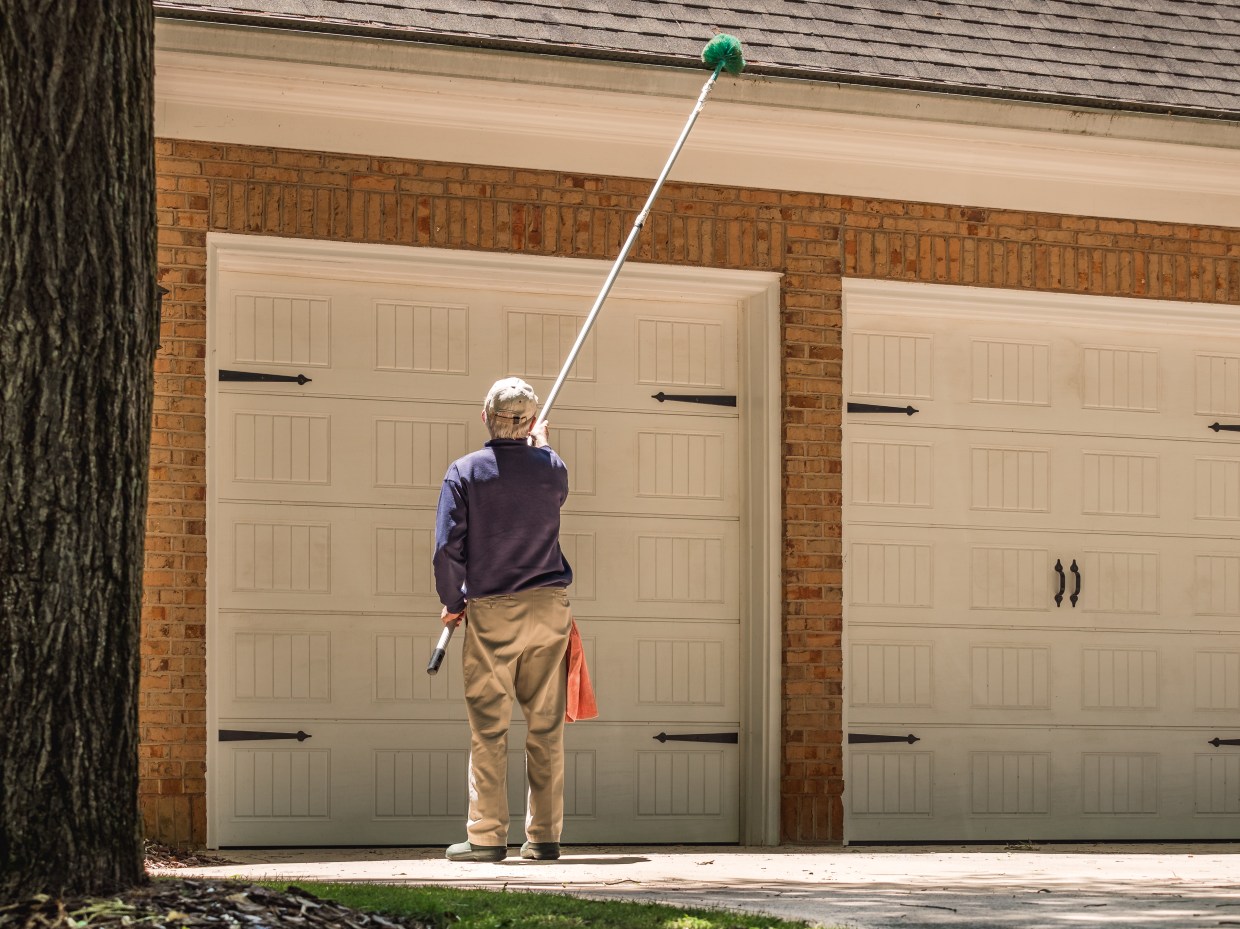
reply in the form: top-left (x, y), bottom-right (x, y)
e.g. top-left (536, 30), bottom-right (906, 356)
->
top-left (844, 280), bottom-right (1240, 841)
top-left (208, 246), bottom-right (743, 846)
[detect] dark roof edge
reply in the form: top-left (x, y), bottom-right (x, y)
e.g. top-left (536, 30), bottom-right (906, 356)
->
top-left (154, 6), bottom-right (1240, 126)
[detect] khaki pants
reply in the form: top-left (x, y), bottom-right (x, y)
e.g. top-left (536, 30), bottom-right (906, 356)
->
top-left (462, 586), bottom-right (571, 845)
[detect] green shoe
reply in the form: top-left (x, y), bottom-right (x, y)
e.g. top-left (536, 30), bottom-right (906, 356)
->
top-left (520, 841), bottom-right (560, 860)
top-left (446, 841), bottom-right (507, 862)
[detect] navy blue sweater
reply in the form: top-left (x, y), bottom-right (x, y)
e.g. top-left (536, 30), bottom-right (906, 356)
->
top-left (433, 438), bottom-right (573, 614)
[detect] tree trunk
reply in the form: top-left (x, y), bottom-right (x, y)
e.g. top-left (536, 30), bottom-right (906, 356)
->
top-left (0, 0), bottom-right (156, 898)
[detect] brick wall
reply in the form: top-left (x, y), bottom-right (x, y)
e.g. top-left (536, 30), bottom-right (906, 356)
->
top-left (146, 138), bottom-right (1240, 847)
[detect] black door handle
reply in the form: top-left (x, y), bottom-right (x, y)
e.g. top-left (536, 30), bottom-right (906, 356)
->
top-left (1054, 559), bottom-right (1065, 607)
top-left (1070, 559), bottom-right (1081, 608)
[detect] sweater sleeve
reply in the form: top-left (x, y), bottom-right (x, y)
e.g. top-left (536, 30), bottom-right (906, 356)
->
top-left (552, 448), bottom-right (570, 505)
top-left (433, 466), bottom-right (468, 613)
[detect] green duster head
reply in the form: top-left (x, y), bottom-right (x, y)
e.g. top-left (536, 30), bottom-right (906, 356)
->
top-left (702, 33), bottom-right (745, 75)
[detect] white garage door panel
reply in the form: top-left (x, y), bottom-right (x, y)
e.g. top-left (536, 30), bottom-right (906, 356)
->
top-left (562, 723), bottom-right (741, 843)
top-left (217, 720), bottom-right (472, 846)
top-left (845, 282), bottom-right (1240, 841)
top-left (846, 524), bottom-right (1222, 633)
top-left (214, 718), bottom-right (739, 846)
top-left (216, 502), bottom-right (438, 615)
top-left (847, 425), bottom-right (1236, 537)
top-left (562, 515), bottom-right (740, 621)
top-left (574, 618), bottom-right (741, 723)
top-left (213, 605), bottom-right (739, 726)
top-left (848, 624), bottom-right (1240, 728)
top-left (215, 502), bottom-right (738, 623)
top-left (214, 391), bottom-right (488, 507)
top-left (215, 611), bottom-right (470, 722)
top-left (214, 391), bottom-right (738, 519)
top-left (549, 412), bottom-right (739, 520)
top-left (217, 274), bottom-right (738, 412)
top-left (848, 727), bottom-right (1240, 841)
top-left (849, 318), bottom-right (1233, 442)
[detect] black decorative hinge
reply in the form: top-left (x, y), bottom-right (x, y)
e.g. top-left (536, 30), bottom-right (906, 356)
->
top-left (653, 732), bottom-right (739, 744)
top-left (651, 392), bottom-right (737, 407)
top-left (1209, 737), bottom-right (1240, 747)
top-left (219, 369), bottom-right (313, 385)
top-left (1209, 423), bottom-right (1240, 433)
top-left (847, 402), bottom-right (918, 416)
top-left (848, 733), bottom-right (920, 744)
top-left (219, 729), bottom-right (312, 742)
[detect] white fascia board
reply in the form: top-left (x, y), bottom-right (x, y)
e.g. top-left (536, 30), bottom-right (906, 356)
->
top-left (156, 20), bottom-right (1240, 227)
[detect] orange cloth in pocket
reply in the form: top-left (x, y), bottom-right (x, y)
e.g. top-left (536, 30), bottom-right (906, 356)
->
top-left (565, 618), bottom-right (598, 722)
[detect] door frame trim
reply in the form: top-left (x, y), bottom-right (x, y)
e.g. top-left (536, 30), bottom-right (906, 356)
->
top-left (205, 232), bottom-right (783, 846)
top-left (845, 279), bottom-right (1240, 334)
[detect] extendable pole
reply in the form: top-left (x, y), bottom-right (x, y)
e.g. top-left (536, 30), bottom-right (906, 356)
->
top-left (534, 63), bottom-right (727, 429)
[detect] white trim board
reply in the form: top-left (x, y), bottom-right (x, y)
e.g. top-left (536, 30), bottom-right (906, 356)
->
top-left (157, 21), bottom-right (1240, 228)
top-left (204, 232), bottom-right (783, 846)
top-left (844, 279), bottom-right (1240, 335)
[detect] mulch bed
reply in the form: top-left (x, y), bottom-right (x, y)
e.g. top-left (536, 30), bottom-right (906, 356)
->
top-left (142, 843), bottom-right (237, 871)
top-left (1, 847), bottom-right (432, 929)
top-left (0, 879), bottom-right (434, 929)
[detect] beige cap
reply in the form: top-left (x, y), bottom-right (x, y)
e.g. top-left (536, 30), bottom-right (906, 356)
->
top-left (484, 376), bottom-right (539, 425)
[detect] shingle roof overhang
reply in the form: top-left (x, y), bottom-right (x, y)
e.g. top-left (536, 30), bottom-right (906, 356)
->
top-left (153, 5), bottom-right (1240, 126)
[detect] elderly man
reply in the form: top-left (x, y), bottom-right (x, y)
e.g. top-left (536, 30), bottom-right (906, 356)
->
top-left (433, 376), bottom-right (574, 862)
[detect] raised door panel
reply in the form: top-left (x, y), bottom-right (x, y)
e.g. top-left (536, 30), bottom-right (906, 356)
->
top-left (216, 720), bottom-right (470, 846)
top-left (215, 392), bottom-right (484, 507)
top-left (215, 393), bottom-right (739, 520)
top-left (847, 524), bottom-right (1211, 633)
top-left (219, 274), bottom-right (738, 415)
top-left (215, 717), bottom-right (739, 846)
top-left (848, 624), bottom-right (1223, 729)
top-left (214, 611), bottom-right (468, 722)
top-left (847, 312), bottom-right (1240, 442)
top-left (848, 426), bottom-right (1229, 539)
top-left (845, 726), bottom-right (1239, 841)
top-left (562, 722), bottom-right (741, 843)
top-left (557, 410), bottom-right (739, 519)
top-left (575, 619), bottom-right (740, 723)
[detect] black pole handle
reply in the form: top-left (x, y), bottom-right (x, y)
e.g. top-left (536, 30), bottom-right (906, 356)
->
top-left (426, 623), bottom-right (456, 675)
top-left (1070, 559), bottom-right (1081, 608)
top-left (1054, 559), bottom-right (1065, 607)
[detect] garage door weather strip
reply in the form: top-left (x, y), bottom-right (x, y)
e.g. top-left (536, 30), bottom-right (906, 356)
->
top-left (425, 34), bottom-right (746, 676)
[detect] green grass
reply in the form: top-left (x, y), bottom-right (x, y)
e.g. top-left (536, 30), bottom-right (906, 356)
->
top-left (255, 881), bottom-right (816, 929)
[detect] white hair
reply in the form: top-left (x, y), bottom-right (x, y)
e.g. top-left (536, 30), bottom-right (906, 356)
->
top-left (484, 377), bottom-right (538, 439)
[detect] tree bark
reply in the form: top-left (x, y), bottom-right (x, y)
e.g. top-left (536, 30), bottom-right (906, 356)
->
top-left (0, 0), bottom-right (156, 897)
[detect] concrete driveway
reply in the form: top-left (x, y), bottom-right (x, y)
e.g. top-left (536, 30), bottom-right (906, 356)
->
top-left (160, 843), bottom-right (1240, 928)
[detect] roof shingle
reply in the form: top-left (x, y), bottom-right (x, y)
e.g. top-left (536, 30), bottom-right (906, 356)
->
top-left (155, 0), bottom-right (1240, 117)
